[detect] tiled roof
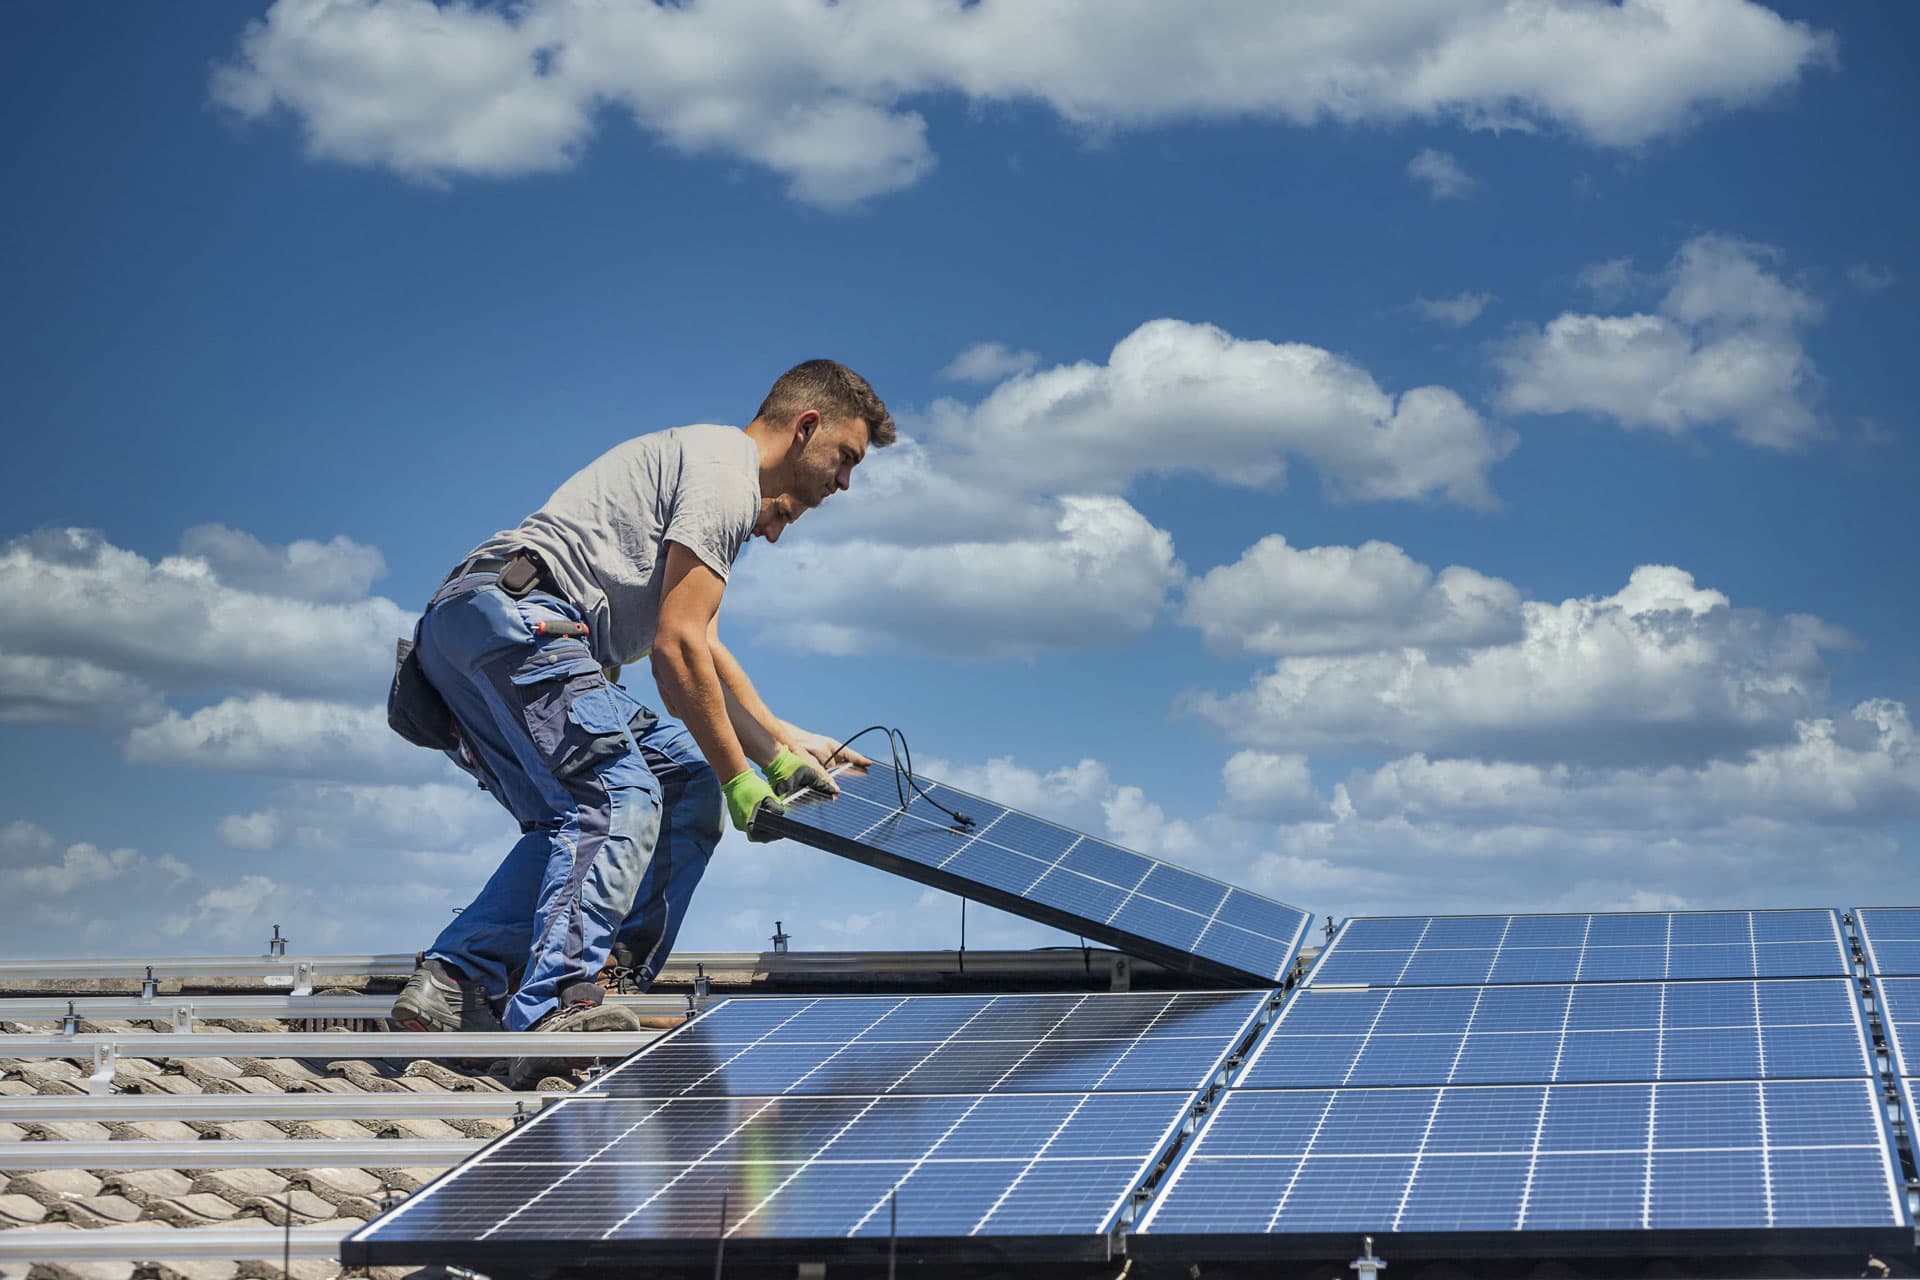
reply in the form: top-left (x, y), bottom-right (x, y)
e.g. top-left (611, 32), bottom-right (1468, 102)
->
top-left (0, 999), bottom-right (573, 1280)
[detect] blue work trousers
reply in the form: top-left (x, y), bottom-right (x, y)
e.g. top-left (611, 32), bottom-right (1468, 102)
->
top-left (415, 571), bottom-right (720, 1029)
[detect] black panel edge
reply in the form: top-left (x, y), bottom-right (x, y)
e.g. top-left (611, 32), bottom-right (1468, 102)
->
top-left (1123, 1225), bottom-right (1917, 1263)
top-left (342, 1230), bottom-right (1116, 1268)
top-left (756, 809), bottom-right (1293, 987)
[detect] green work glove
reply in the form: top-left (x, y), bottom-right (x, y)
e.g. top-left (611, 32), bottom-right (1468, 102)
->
top-left (722, 769), bottom-right (784, 841)
top-left (764, 747), bottom-right (834, 799)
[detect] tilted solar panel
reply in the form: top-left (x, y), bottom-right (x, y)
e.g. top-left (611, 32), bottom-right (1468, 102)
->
top-left (345, 991), bottom-right (1271, 1267)
top-left (1135, 1079), bottom-right (1907, 1246)
top-left (1307, 910), bottom-right (1849, 988)
top-left (1240, 979), bottom-right (1874, 1088)
top-left (756, 764), bottom-right (1311, 985)
top-left (1871, 976), bottom-right (1920, 1078)
top-left (1853, 907), bottom-right (1920, 975)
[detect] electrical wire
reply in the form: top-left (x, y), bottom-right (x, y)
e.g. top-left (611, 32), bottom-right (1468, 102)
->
top-left (823, 725), bottom-right (975, 829)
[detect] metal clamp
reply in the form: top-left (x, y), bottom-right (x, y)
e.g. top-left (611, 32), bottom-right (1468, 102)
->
top-left (87, 1041), bottom-right (117, 1096)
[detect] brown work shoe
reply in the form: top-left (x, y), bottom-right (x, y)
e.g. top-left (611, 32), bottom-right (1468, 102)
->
top-left (508, 1000), bottom-right (643, 1090)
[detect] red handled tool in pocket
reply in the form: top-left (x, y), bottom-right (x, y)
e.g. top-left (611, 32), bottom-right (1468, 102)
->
top-left (532, 619), bottom-right (589, 639)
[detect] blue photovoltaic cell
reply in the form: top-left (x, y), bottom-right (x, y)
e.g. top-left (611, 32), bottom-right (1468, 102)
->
top-left (1855, 908), bottom-right (1920, 976)
top-left (1307, 910), bottom-right (1848, 988)
top-left (580, 991), bottom-right (1267, 1098)
top-left (1872, 977), bottom-right (1920, 1078)
top-left (760, 764), bottom-right (1311, 984)
top-left (1239, 979), bottom-right (1873, 1087)
top-left (349, 991), bottom-right (1269, 1263)
top-left (1136, 1079), bottom-right (1905, 1236)
top-left (355, 1090), bottom-right (1192, 1248)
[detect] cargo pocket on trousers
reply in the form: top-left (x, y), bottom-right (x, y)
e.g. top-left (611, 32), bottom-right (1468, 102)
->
top-left (512, 659), bottom-right (634, 782)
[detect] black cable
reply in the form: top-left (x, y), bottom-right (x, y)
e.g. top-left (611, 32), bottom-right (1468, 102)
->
top-left (823, 725), bottom-right (974, 829)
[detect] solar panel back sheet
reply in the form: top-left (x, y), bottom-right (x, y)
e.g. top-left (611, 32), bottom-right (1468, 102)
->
top-left (759, 763), bottom-right (1312, 985)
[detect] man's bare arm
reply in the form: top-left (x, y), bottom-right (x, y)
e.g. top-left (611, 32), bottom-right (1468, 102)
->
top-left (710, 626), bottom-right (874, 770)
top-left (649, 544), bottom-right (754, 786)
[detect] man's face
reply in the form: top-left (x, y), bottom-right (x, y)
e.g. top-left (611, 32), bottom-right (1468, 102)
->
top-left (755, 412), bottom-right (869, 543)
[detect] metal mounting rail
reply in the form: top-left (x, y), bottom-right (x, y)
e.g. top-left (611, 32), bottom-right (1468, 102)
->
top-left (0, 1224), bottom-right (354, 1262)
top-left (0, 1138), bottom-right (478, 1170)
top-left (0, 1092), bottom-right (553, 1123)
top-left (0, 992), bottom-right (695, 1022)
top-left (2, 1030), bottom-right (660, 1059)
top-left (0, 946), bottom-right (1149, 986)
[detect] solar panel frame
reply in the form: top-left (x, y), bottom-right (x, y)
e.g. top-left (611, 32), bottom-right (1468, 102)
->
top-left (755, 764), bottom-right (1312, 986)
top-left (1237, 978), bottom-right (1877, 1088)
top-left (1306, 910), bottom-right (1850, 989)
top-left (344, 991), bottom-right (1274, 1268)
top-left (1132, 1079), bottom-right (1912, 1258)
top-left (1853, 907), bottom-right (1920, 976)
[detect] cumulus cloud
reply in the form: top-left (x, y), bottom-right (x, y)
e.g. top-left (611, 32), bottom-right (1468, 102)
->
top-left (161, 874), bottom-right (324, 947)
top-left (923, 319), bottom-right (1512, 506)
top-left (938, 342), bottom-right (1041, 384)
top-left (1221, 751), bottom-right (1324, 821)
top-left (1497, 233), bottom-right (1827, 448)
top-left (1411, 291), bottom-right (1494, 327)
top-left (731, 495), bottom-right (1182, 659)
top-left (211, 0), bottom-right (1833, 207)
top-left (178, 523), bottom-right (388, 603)
top-left (0, 528), bottom-right (411, 721)
top-left (1, 822), bottom-right (194, 950)
top-left (1182, 536), bottom-right (1523, 656)
top-left (1339, 699), bottom-right (1920, 831)
top-left (1189, 564), bottom-right (1847, 765)
top-left (1407, 148), bottom-right (1477, 199)
top-left (0, 654), bottom-right (165, 728)
top-left (124, 694), bottom-right (444, 782)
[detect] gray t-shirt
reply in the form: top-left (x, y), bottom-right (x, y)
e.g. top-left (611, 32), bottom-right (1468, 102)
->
top-left (468, 425), bottom-right (760, 667)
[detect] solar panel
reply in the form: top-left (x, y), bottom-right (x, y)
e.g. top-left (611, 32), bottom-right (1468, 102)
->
top-left (1307, 910), bottom-right (1849, 988)
top-left (757, 764), bottom-right (1311, 984)
top-left (1872, 976), bottom-right (1920, 1078)
top-left (1135, 1079), bottom-right (1907, 1245)
top-left (1853, 907), bottom-right (1920, 975)
top-left (579, 990), bottom-right (1269, 1097)
top-left (1239, 979), bottom-right (1874, 1088)
top-left (346, 991), bottom-right (1270, 1267)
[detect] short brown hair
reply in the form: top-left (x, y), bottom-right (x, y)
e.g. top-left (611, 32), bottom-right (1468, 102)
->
top-left (755, 359), bottom-right (895, 447)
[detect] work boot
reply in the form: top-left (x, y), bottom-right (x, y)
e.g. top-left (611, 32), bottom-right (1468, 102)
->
top-left (508, 998), bottom-right (644, 1090)
top-left (391, 958), bottom-right (502, 1033)
top-left (596, 944), bottom-right (642, 997)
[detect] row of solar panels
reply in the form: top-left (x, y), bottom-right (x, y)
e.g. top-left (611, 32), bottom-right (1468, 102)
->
top-left (346, 906), bottom-right (1920, 1266)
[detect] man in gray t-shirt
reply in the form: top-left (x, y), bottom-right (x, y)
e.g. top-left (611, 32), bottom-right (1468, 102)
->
top-left (389, 360), bottom-right (895, 1074)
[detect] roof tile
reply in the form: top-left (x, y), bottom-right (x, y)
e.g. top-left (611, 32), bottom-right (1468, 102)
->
top-left (0, 1191), bottom-right (52, 1225)
top-left (242, 1188), bottom-right (335, 1226)
top-left (102, 1120), bottom-right (202, 1143)
top-left (188, 1170), bottom-right (288, 1202)
top-left (141, 1192), bottom-right (245, 1226)
top-left (6, 1169), bottom-right (105, 1206)
top-left (98, 1169), bottom-right (195, 1207)
top-left (60, 1195), bottom-right (145, 1228)
top-left (293, 1168), bottom-right (383, 1205)
top-left (19, 1120), bottom-right (113, 1142)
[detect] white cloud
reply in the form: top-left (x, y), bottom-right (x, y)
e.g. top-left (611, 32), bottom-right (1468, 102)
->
top-left (178, 523), bottom-right (388, 603)
top-left (1577, 256), bottom-right (1654, 302)
top-left (731, 495), bottom-right (1182, 660)
top-left (1182, 536), bottom-right (1523, 656)
top-left (1847, 262), bottom-right (1898, 292)
top-left (0, 529), bottom-right (412, 720)
top-left (124, 695), bottom-right (445, 782)
top-left (1, 822), bottom-right (195, 949)
top-left (217, 811), bottom-right (282, 853)
top-left (211, 0), bottom-right (1833, 207)
top-left (161, 874), bottom-right (323, 947)
top-left (1497, 233), bottom-right (1826, 448)
top-left (1412, 291), bottom-right (1494, 327)
top-left (924, 319), bottom-right (1512, 507)
top-left (0, 654), bottom-right (165, 728)
top-left (1407, 148), bottom-right (1477, 200)
top-left (938, 342), bottom-right (1041, 384)
top-left (1190, 564), bottom-right (1847, 765)
top-left (1221, 751), bottom-right (1325, 822)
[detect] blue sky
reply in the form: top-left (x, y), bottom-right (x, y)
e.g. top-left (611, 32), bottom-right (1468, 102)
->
top-left (1, 0), bottom-right (1914, 958)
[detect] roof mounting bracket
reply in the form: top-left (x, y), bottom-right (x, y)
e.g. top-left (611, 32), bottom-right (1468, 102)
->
top-left (1109, 955), bottom-right (1131, 992)
top-left (140, 966), bottom-right (158, 1001)
top-left (87, 1041), bottom-right (117, 1096)
top-left (171, 1003), bottom-right (194, 1034)
top-left (291, 960), bottom-right (316, 998)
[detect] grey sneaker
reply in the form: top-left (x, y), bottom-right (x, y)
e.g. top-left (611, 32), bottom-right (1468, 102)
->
top-left (509, 1000), bottom-right (644, 1089)
top-left (391, 958), bottom-right (501, 1033)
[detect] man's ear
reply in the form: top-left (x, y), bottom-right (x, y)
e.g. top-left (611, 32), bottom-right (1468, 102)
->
top-left (794, 410), bottom-right (820, 445)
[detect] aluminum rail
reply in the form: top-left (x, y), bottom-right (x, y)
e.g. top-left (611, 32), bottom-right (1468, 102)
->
top-left (0, 992), bottom-right (696, 1022)
top-left (0, 1138), bottom-right (478, 1170)
top-left (2, 1029), bottom-right (661, 1059)
top-left (0, 1224), bottom-right (354, 1262)
top-left (0, 946), bottom-right (1148, 986)
top-left (0, 1091), bottom-right (554, 1122)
